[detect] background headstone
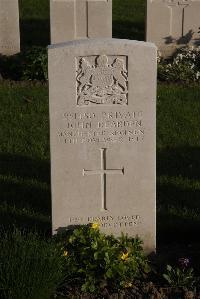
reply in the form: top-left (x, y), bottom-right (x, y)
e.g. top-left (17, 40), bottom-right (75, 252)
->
top-left (0, 0), bottom-right (20, 56)
top-left (48, 38), bottom-right (157, 253)
top-left (146, 0), bottom-right (200, 57)
top-left (50, 0), bottom-right (112, 44)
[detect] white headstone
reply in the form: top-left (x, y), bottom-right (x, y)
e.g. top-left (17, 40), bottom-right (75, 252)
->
top-left (146, 0), bottom-right (200, 57)
top-left (0, 0), bottom-right (20, 56)
top-left (50, 0), bottom-right (112, 44)
top-left (48, 38), bottom-right (157, 253)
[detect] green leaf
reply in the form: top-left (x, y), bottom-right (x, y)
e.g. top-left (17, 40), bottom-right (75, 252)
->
top-left (167, 264), bottom-right (172, 272)
top-left (163, 274), bottom-right (172, 284)
top-left (106, 268), bottom-right (113, 279)
top-left (94, 252), bottom-right (98, 260)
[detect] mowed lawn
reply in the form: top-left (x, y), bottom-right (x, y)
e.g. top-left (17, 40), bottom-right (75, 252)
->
top-left (0, 82), bottom-right (200, 246)
top-left (0, 0), bottom-right (199, 248)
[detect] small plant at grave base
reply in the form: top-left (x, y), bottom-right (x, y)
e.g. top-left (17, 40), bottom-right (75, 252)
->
top-left (57, 224), bottom-right (150, 294)
top-left (163, 258), bottom-right (196, 288)
top-left (0, 47), bottom-right (48, 81)
top-left (21, 47), bottom-right (48, 81)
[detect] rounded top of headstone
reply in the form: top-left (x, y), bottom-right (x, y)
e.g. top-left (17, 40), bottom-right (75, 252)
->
top-left (48, 38), bottom-right (157, 51)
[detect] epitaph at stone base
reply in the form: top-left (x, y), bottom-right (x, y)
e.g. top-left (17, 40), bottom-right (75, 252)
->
top-left (0, 0), bottom-right (20, 56)
top-left (48, 38), bottom-right (157, 253)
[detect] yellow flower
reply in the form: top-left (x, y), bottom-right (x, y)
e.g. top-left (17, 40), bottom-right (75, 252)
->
top-left (121, 252), bottom-right (129, 261)
top-left (91, 222), bottom-right (100, 229)
top-left (63, 250), bottom-right (68, 257)
top-left (124, 282), bottom-right (132, 288)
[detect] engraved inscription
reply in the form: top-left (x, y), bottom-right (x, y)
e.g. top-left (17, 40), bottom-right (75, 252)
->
top-left (58, 110), bottom-right (145, 145)
top-left (0, 42), bottom-right (17, 51)
top-left (69, 215), bottom-right (141, 228)
top-left (83, 148), bottom-right (124, 211)
top-left (76, 55), bottom-right (128, 106)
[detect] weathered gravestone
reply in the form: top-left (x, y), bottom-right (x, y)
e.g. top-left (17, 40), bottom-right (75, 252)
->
top-left (146, 0), bottom-right (200, 57)
top-left (48, 38), bottom-right (157, 253)
top-left (50, 0), bottom-right (112, 44)
top-left (0, 0), bottom-right (20, 56)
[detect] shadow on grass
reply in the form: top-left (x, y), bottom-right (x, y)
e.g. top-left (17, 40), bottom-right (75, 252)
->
top-left (0, 153), bottom-right (51, 234)
top-left (157, 146), bottom-right (200, 244)
top-left (157, 147), bottom-right (200, 180)
top-left (113, 19), bottom-right (145, 41)
top-left (20, 19), bottom-right (145, 47)
top-left (0, 208), bottom-right (51, 236)
top-left (20, 19), bottom-right (50, 47)
top-left (1, 146), bottom-right (199, 242)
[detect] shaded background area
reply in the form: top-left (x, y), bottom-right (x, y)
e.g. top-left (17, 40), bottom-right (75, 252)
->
top-left (113, 0), bottom-right (145, 41)
top-left (19, 0), bottom-right (146, 47)
top-left (19, 0), bottom-right (50, 47)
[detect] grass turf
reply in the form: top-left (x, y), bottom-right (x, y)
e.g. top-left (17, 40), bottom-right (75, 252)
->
top-left (0, 82), bottom-right (50, 234)
top-left (157, 85), bottom-right (200, 244)
top-left (0, 82), bottom-right (200, 246)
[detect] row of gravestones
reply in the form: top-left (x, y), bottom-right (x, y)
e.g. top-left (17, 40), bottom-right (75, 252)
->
top-left (1, 0), bottom-right (200, 57)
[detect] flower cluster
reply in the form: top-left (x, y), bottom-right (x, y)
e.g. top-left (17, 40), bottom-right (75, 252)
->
top-left (158, 46), bottom-right (200, 82)
top-left (178, 257), bottom-right (190, 270)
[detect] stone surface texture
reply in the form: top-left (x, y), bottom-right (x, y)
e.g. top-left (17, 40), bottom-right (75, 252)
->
top-left (48, 38), bottom-right (157, 253)
top-left (0, 0), bottom-right (20, 55)
top-left (50, 0), bottom-right (112, 44)
top-left (146, 0), bottom-right (200, 57)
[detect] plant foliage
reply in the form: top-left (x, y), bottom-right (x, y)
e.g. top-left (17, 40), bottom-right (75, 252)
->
top-left (58, 224), bottom-right (150, 294)
top-left (0, 47), bottom-right (47, 81)
top-left (163, 264), bottom-right (196, 288)
top-left (158, 46), bottom-right (200, 83)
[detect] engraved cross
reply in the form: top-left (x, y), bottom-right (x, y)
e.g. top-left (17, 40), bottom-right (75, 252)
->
top-left (83, 148), bottom-right (124, 211)
top-left (74, 0), bottom-right (90, 38)
top-left (166, 0), bottom-right (191, 37)
top-left (166, 0), bottom-right (190, 4)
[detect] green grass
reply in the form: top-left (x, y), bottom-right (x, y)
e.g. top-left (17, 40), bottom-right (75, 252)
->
top-left (0, 229), bottom-right (64, 299)
top-left (113, 0), bottom-right (145, 41)
top-left (157, 85), bottom-right (200, 244)
top-left (0, 82), bottom-right (200, 246)
top-left (0, 82), bottom-right (50, 233)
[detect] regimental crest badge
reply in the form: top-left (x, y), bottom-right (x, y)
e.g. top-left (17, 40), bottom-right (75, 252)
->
top-left (76, 55), bottom-right (128, 106)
